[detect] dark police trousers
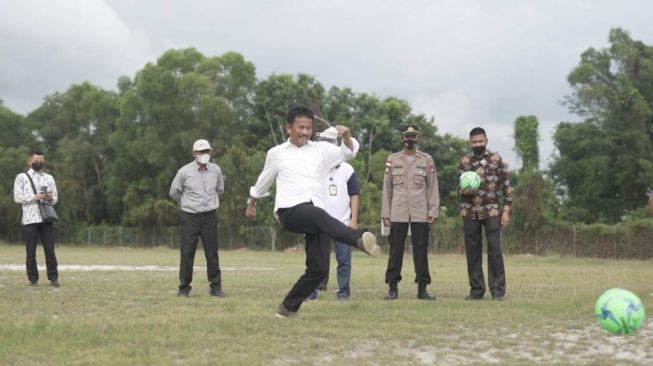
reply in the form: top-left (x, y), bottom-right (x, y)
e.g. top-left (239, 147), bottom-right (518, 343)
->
top-left (23, 222), bottom-right (58, 283)
top-left (179, 210), bottom-right (221, 289)
top-left (463, 216), bottom-right (506, 298)
top-left (277, 202), bottom-right (364, 312)
top-left (385, 222), bottom-right (431, 284)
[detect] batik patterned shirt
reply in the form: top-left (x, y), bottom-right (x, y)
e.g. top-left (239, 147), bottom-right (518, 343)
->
top-left (13, 169), bottom-right (59, 225)
top-left (458, 151), bottom-right (512, 220)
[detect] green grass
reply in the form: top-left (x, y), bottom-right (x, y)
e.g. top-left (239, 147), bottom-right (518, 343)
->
top-left (1, 245), bottom-right (652, 365)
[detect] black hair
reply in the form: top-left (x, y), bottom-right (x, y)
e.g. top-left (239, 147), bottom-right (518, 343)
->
top-left (30, 149), bottom-right (44, 157)
top-left (469, 127), bottom-right (486, 138)
top-left (287, 106), bottom-right (314, 124)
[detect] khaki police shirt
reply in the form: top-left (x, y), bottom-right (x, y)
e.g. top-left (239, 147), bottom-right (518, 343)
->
top-left (381, 151), bottom-right (440, 222)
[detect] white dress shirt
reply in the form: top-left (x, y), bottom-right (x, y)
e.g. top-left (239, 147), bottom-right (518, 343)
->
top-left (14, 169), bottom-right (59, 225)
top-left (250, 138), bottom-right (359, 213)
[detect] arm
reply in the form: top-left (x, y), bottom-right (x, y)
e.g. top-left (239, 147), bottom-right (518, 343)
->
top-left (246, 149), bottom-right (278, 219)
top-left (499, 156), bottom-right (512, 228)
top-left (216, 167), bottom-right (224, 195)
top-left (169, 170), bottom-right (183, 203)
top-left (347, 170), bottom-right (361, 229)
top-left (381, 159), bottom-right (393, 227)
top-left (49, 176), bottom-right (59, 205)
top-left (426, 159), bottom-right (440, 223)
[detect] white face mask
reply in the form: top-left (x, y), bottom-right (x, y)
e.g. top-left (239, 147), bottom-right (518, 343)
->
top-left (196, 154), bottom-right (211, 165)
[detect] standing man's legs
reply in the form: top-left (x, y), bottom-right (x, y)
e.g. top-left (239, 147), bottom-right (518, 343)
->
top-left (463, 218), bottom-right (485, 299)
top-left (334, 240), bottom-right (352, 299)
top-left (23, 224), bottom-right (39, 284)
top-left (179, 212), bottom-right (201, 293)
top-left (410, 222), bottom-right (431, 285)
top-left (484, 216), bottom-right (505, 299)
top-left (200, 211), bottom-right (222, 294)
top-left (281, 232), bottom-right (330, 312)
top-left (385, 222), bottom-right (408, 299)
top-left (39, 222), bottom-right (58, 283)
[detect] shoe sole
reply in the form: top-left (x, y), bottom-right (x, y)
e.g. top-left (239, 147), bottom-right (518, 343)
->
top-left (361, 232), bottom-right (381, 257)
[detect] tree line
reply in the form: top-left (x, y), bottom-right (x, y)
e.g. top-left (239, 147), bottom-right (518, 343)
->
top-left (1, 28), bottom-right (652, 245)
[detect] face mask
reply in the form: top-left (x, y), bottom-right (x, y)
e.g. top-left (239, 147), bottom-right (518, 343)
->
top-left (403, 140), bottom-right (417, 149)
top-left (472, 146), bottom-right (486, 155)
top-left (196, 154), bottom-right (210, 165)
top-left (32, 162), bottom-right (44, 171)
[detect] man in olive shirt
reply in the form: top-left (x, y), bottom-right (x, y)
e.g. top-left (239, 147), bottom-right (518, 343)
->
top-left (458, 127), bottom-right (512, 301)
top-left (381, 125), bottom-right (440, 300)
top-left (170, 139), bottom-right (225, 297)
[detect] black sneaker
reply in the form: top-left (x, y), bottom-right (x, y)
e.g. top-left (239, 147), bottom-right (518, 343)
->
top-left (210, 286), bottom-right (225, 297)
top-left (50, 280), bottom-right (60, 288)
top-left (275, 303), bottom-right (298, 318)
top-left (178, 286), bottom-right (191, 297)
top-left (305, 291), bottom-right (318, 302)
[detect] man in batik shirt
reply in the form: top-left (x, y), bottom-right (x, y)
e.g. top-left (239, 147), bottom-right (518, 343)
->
top-left (458, 127), bottom-right (512, 301)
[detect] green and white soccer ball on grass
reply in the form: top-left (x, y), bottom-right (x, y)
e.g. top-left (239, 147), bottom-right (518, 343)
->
top-left (594, 288), bottom-right (645, 335)
top-left (459, 171), bottom-right (481, 191)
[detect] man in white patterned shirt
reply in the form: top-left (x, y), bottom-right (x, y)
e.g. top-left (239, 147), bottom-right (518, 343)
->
top-left (246, 106), bottom-right (380, 318)
top-left (13, 150), bottom-right (60, 287)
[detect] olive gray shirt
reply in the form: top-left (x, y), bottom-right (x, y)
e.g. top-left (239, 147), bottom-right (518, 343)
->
top-left (169, 161), bottom-right (224, 214)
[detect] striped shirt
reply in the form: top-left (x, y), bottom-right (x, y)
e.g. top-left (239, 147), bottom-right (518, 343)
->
top-left (169, 161), bottom-right (224, 214)
top-left (14, 169), bottom-right (59, 225)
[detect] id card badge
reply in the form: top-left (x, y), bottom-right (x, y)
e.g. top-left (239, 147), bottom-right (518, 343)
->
top-left (329, 184), bottom-right (337, 196)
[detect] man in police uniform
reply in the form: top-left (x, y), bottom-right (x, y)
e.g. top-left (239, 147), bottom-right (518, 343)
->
top-left (381, 125), bottom-right (440, 300)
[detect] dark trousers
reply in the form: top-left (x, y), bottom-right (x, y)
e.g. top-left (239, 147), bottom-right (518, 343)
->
top-left (277, 203), bottom-right (364, 312)
top-left (23, 222), bottom-right (58, 283)
top-left (179, 211), bottom-right (221, 289)
top-left (385, 222), bottom-right (431, 285)
top-left (463, 216), bottom-right (506, 298)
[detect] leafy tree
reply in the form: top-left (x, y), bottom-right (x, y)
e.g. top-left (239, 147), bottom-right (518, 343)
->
top-left (552, 28), bottom-right (653, 222)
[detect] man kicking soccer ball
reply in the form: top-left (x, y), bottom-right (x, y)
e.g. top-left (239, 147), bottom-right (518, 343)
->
top-left (245, 106), bottom-right (380, 318)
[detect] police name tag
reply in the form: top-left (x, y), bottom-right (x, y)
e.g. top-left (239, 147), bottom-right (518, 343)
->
top-left (329, 184), bottom-right (337, 196)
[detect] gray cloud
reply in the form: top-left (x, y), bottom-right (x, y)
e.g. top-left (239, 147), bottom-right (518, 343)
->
top-left (2, 0), bottom-right (652, 169)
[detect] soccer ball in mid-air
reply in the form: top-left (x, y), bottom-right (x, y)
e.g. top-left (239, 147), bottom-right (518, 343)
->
top-left (595, 288), bottom-right (645, 335)
top-left (459, 171), bottom-right (481, 191)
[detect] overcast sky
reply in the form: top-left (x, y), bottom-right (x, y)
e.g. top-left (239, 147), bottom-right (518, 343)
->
top-left (1, 0), bottom-right (652, 169)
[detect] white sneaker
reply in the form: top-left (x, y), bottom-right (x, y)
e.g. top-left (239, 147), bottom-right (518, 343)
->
top-left (358, 232), bottom-right (381, 257)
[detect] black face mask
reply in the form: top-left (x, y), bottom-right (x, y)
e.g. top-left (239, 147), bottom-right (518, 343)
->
top-left (472, 146), bottom-right (486, 155)
top-left (403, 139), bottom-right (418, 149)
top-left (32, 162), bottom-right (44, 171)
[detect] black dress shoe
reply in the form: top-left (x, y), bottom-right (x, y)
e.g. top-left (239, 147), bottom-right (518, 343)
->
top-left (210, 287), bottom-right (225, 297)
top-left (178, 286), bottom-right (191, 297)
top-left (465, 295), bottom-right (483, 300)
top-left (50, 280), bottom-right (60, 288)
top-left (492, 295), bottom-right (504, 301)
top-left (29, 281), bottom-right (38, 286)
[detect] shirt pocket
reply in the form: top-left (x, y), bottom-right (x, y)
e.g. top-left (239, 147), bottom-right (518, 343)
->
top-left (414, 169), bottom-right (427, 185)
top-left (392, 168), bottom-right (404, 185)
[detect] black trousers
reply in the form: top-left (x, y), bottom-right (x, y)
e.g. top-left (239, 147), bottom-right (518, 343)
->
top-left (179, 211), bottom-right (221, 289)
top-left (463, 216), bottom-right (506, 298)
top-left (23, 222), bottom-right (58, 283)
top-left (385, 222), bottom-right (431, 285)
top-left (277, 203), bottom-right (364, 312)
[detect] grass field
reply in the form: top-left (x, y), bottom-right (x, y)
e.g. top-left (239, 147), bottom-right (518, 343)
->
top-left (0, 244), bottom-right (652, 365)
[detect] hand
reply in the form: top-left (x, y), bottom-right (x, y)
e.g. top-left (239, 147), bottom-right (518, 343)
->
top-left (335, 125), bottom-right (350, 137)
top-left (349, 220), bottom-right (358, 229)
top-left (33, 193), bottom-right (47, 201)
top-left (46, 192), bottom-right (53, 202)
top-left (426, 216), bottom-right (437, 224)
top-left (501, 211), bottom-right (510, 228)
top-left (461, 188), bottom-right (477, 196)
top-left (245, 204), bottom-right (256, 220)
top-left (383, 218), bottom-right (391, 227)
